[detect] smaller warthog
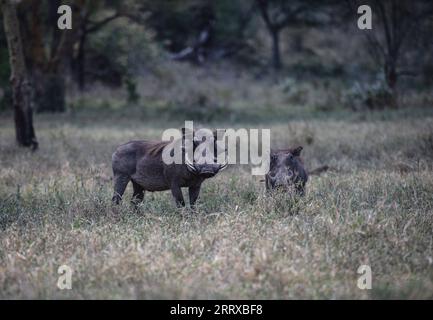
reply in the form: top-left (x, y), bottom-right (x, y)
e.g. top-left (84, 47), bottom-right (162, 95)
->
top-left (265, 146), bottom-right (329, 196)
top-left (111, 130), bottom-right (227, 207)
top-left (265, 146), bottom-right (308, 195)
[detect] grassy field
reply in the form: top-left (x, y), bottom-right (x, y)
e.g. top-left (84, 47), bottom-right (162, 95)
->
top-left (0, 108), bottom-right (433, 299)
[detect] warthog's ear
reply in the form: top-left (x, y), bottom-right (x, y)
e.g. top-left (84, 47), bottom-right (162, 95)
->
top-left (292, 146), bottom-right (303, 157)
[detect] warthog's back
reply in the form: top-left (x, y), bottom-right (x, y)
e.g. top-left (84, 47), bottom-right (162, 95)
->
top-left (112, 140), bottom-right (175, 192)
top-left (112, 140), bottom-right (167, 174)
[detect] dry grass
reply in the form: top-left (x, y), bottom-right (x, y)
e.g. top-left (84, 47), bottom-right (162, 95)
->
top-left (0, 108), bottom-right (433, 299)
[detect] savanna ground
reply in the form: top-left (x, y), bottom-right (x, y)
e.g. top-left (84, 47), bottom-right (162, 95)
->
top-left (1, 100), bottom-right (433, 300)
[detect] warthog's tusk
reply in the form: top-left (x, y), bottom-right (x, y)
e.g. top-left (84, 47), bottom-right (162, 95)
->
top-left (218, 159), bottom-right (228, 171)
top-left (185, 152), bottom-right (197, 173)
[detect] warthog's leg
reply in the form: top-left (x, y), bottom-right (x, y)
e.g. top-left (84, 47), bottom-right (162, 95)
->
top-left (295, 183), bottom-right (305, 196)
top-left (265, 175), bottom-right (272, 191)
top-left (112, 174), bottom-right (130, 204)
top-left (170, 184), bottom-right (185, 207)
top-left (189, 184), bottom-right (202, 207)
top-left (131, 181), bottom-right (145, 206)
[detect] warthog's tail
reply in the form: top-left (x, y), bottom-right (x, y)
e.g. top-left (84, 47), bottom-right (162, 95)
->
top-left (308, 165), bottom-right (330, 176)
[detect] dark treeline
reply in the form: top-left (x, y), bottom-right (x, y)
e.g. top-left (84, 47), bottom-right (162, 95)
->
top-left (0, 0), bottom-right (433, 148)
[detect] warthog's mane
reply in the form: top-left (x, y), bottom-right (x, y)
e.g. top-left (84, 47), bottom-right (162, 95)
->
top-left (147, 140), bottom-right (173, 157)
top-left (271, 148), bottom-right (304, 164)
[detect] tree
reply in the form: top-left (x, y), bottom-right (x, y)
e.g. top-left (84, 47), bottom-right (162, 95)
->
top-left (14, 0), bottom-right (135, 109)
top-left (144, 0), bottom-right (255, 64)
top-left (348, 0), bottom-right (433, 92)
top-left (16, 0), bottom-right (87, 112)
top-left (256, 0), bottom-right (329, 70)
top-left (71, 0), bottom-right (135, 90)
top-left (1, 0), bottom-right (38, 149)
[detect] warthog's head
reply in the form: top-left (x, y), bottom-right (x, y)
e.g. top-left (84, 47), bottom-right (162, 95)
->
top-left (183, 128), bottom-right (228, 178)
top-left (266, 146), bottom-right (308, 195)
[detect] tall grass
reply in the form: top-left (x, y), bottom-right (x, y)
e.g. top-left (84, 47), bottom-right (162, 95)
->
top-left (0, 109), bottom-right (432, 299)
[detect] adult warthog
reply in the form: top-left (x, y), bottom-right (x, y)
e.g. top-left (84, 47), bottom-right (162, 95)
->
top-left (111, 130), bottom-right (227, 207)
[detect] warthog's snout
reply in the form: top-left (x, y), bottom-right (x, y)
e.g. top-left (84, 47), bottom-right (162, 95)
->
top-left (185, 153), bottom-right (228, 178)
top-left (269, 169), bottom-right (295, 188)
top-left (187, 163), bottom-right (227, 178)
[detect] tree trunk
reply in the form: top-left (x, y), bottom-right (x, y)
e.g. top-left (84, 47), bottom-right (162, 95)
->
top-left (23, 1), bottom-right (66, 112)
top-left (34, 71), bottom-right (66, 113)
top-left (271, 29), bottom-right (282, 70)
top-left (77, 31), bottom-right (87, 91)
top-left (384, 59), bottom-right (398, 90)
top-left (384, 57), bottom-right (398, 108)
top-left (1, 0), bottom-right (38, 149)
top-left (47, 0), bottom-right (62, 58)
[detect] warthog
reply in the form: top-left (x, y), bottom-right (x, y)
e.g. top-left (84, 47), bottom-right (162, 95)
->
top-left (265, 146), bottom-right (329, 196)
top-left (265, 146), bottom-right (308, 195)
top-left (111, 130), bottom-right (227, 207)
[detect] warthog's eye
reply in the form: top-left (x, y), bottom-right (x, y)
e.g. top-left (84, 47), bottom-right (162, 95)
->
top-left (269, 171), bottom-right (277, 178)
top-left (285, 154), bottom-right (294, 164)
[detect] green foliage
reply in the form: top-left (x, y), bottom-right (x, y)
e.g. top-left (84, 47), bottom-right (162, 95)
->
top-left (212, 0), bottom-right (254, 45)
top-left (344, 77), bottom-right (396, 111)
top-left (145, 0), bottom-right (207, 52)
top-left (125, 76), bottom-right (140, 104)
top-left (86, 17), bottom-right (160, 87)
top-left (144, 0), bottom-right (255, 53)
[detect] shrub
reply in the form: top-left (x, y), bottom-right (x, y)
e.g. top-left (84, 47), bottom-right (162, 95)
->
top-left (344, 77), bottom-right (396, 111)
